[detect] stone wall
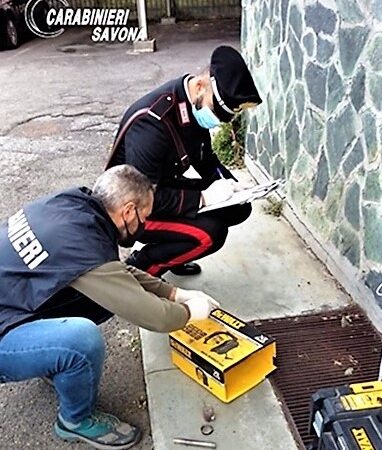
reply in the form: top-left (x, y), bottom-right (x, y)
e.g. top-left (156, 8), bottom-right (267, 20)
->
top-left (242, 0), bottom-right (382, 312)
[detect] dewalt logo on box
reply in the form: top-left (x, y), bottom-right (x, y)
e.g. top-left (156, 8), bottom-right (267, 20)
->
top-left (351, 427), bottom-right (375, 450)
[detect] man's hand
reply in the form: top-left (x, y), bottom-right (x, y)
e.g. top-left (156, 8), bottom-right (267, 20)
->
top-left (201, 179), bottom-right (236, 207)
top-left (175, 288), bottom-right (221, 308)
top-left (183, 297), bottom-right (217, 321)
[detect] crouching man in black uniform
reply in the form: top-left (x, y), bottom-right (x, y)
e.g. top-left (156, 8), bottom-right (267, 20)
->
top-left (0, 165), bottom-right (220, 450)
top-left (107, 45), bottom-right (262, 277)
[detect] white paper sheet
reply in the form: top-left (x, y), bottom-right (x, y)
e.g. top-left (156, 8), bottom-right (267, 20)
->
top-left (198, 180), bottom-right (281, 213)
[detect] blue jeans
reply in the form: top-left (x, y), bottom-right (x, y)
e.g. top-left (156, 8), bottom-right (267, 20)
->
top-left (0, 317), bottom-right (105, 424)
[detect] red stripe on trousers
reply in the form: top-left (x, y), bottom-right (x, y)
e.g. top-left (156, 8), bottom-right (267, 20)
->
top-left (143, 220), bottom-right (213, 276)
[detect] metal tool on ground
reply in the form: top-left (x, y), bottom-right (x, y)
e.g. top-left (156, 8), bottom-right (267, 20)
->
top-left (200, 424), bottom-right (214, 436)
top-left (173, 437), bottom-right (217, 448)
top-left (202, 404), bottom-right (215, 422)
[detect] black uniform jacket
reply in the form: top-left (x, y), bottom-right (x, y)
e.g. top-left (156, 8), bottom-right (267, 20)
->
top-left (108, 75), bottom-right (223, 220)
top-left (0, 188), bottom-right (119, 335)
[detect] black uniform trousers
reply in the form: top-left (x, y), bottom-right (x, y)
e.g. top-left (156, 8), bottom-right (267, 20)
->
top-left (128, 203), bottom-right (252, 277)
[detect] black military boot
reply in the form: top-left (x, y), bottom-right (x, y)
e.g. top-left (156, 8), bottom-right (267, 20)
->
top-left (170, 262), bottom-right (202, 276)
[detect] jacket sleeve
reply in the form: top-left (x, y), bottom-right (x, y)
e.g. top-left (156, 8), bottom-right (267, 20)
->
top-left (123, 115), bottom-right (201, 218)
top-left (69, 261), bottom-right (189, 333)
top-left (189, 137), bottom-right (239, 184)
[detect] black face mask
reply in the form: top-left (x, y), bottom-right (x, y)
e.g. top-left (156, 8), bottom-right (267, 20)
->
top-left (119, 207), bottom-right (145, 248)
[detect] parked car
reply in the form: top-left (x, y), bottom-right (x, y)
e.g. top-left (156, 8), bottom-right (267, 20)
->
top-left (0, 0), bottom-right (29, 49)
top-left (0, 0), bottom-right (49, 50)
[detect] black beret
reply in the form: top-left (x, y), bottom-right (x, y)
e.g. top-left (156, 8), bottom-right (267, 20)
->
top-left (210, 45), bottom-right (262, 122)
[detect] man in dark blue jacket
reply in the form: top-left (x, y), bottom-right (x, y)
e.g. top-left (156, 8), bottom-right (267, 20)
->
top-left (0, 165), bottom-right (220, 449)
top-left (107, 45), bottom-right (262, 277)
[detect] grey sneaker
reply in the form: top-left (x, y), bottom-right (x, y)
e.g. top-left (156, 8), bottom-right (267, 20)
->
top-left (54, 410), bottom-right (141, 449)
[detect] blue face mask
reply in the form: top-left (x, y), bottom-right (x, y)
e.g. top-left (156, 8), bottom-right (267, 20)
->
top-left (192, 104), bottom-right (221, 129)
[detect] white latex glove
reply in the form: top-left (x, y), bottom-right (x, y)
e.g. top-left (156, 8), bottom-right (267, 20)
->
top-left (175, 288), bottom-right (221, 308)
top-left (201, 179), bottom-right (235, 206)
top-left (184, 297), bottom-right (216, 321)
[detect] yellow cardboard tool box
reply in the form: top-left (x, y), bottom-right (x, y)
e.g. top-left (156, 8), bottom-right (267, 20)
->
top-left (169, 308), bottom-right (276, 403)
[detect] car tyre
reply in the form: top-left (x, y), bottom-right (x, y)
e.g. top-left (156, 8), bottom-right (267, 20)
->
top-left (5, 16), bottom-right (19, 49)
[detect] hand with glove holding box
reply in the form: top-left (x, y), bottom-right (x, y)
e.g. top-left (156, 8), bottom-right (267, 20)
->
top-left (173, 287), bottom-right (221, 321)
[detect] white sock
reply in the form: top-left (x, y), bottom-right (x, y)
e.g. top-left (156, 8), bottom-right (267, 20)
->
top-left (58, 412), bottom-right (81, 430)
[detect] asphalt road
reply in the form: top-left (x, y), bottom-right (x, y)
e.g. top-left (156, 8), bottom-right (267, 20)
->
top-left (0, 19), bottom-right (240, 449)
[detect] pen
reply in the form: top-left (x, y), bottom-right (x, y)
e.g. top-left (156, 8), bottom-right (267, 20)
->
top-left (216, 167), bottom-right (239, 182)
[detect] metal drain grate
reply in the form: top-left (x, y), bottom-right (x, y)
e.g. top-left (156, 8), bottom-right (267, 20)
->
top-left (253, 305), bottom-right (382, 449)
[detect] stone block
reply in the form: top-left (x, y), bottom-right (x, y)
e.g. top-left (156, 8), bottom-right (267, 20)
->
top-left (291, 175), bottom-right (315, 211)
top-left (305, 3), bottom-right (337, 35)
top-left (261, 125), bottom-right (273, 155)
top-left (327, 105), bottom-right (356, 175)
top-left (303, 32), bottom-right (315, 57)
top-left (369, 73), bottom-right (382, 111)
top-left (250, 114), bottom-right (258, 134)
top-left (272, 0), bottom-right (281, 18)
top-left (281, 0), bottom-right (290, 42)
top-left (272, 131), bottom-right (280, 156)
top-left (343, 138), bottom-right (364, 177)
top-left (272, 154), bottom-right (285, 179)
top-left (275, 95), bottom-right (285, 125)
top-left (313, 151), bottom-right (329, 200)
top-left (245, 132), bottom-right (257, 159)
top-left (259, 149), bottom-right (271, 173)
top-left (339, 26), bottom-right (370, 76)
top-left (289, 30), bottom-right (304, 80)
top-left (285, 89), bottom-right (294, 121)
top-left (331, 223), bottom-right (361, 267)
top-left (371, 0), bottom-right (382, 21)
top-left (317, 37), bottom-right (335, 64)
top-left (302, 109), bottom-right (324, 158)
top-left (280, 48), bottom-right (292, 90)
top-left (363, 205), bottom-right (382, 264)
top-left (306, 204), bottom-right (331, 237)
top-left (327, 64), bottom-right (345, 114)
top-left (256, 133), bottom-right (265, 156)
top-left (368, 33), bottom-right (382, 72)
top-left (293, 82), bottom-right (305, 125)
top-left (267, 93), bottom-right (273, 131)
top-left (336, 0), bottom-right (364, 23)
top-left (345, 182), bottom-right (361, 231)
top-left (350, 65), bottom-right (366, 112)
top-left (289, 4), bottom-right (303, 40)
top-left (160, 17), bottom-right (176, 25)
top-left (133, 39), bottom-right (156, 53)
top-left (260, 1), bottom-right (269, 28)
top-left (285, 113), bottom-right (300, 175)
top-left (293, 150), bottom-right (309, 175)
top-left (362, 110), bottom-right (379, 162)
top-left (279, 127), bottom-right (286, 158)
top-left (364, 170), bottom-right (382, 202)
top-left (305, 62), bottom-right (327, 110)
top-left (325, 176), bottom-right (345, 222)
top-left (272, 20), bottom-right (282, 48)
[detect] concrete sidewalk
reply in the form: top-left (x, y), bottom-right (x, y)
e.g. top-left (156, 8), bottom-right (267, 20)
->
top-left (140, 170), bottom-right (351, 450)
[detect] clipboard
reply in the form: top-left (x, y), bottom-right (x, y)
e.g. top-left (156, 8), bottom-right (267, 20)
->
top-left (198, 179), bottom-right (282, 214)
